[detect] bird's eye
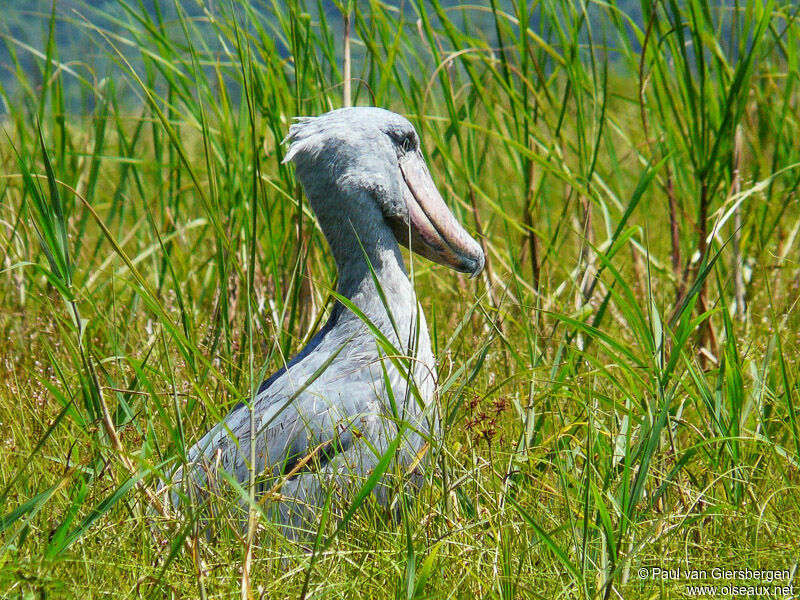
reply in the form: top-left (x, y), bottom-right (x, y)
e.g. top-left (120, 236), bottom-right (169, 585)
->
top-left (400, 135), bottom-right (415, 154)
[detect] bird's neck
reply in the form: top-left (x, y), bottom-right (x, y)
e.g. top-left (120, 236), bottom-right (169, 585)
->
top-left (310, 190), bottom-right (421, 351)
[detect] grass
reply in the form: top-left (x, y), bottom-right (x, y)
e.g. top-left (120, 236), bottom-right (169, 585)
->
top-left (1, 0), bottom-right (799, 597)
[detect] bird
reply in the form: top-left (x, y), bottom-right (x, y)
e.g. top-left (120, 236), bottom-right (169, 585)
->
top-left (166, 107), bottom-right (484, 537)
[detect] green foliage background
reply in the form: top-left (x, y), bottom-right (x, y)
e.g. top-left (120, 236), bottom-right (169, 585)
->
top-left (0, 0), bottom-right (798, 598)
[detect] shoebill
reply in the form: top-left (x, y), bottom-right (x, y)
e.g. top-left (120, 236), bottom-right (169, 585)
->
top-left (167, 107), bottom-right (484, 536)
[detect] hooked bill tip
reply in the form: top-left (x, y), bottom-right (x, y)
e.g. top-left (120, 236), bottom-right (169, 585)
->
top-left (467, 249), bottom-right (486, 279)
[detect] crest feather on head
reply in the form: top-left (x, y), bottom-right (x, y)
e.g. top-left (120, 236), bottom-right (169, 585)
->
top-left (281, 116), bottom-right (321, 164)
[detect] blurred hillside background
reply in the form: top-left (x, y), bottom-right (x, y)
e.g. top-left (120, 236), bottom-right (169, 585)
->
top-left (5, 0), bottom-right (680, 112)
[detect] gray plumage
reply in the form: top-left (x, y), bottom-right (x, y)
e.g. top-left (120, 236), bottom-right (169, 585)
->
top-left (166, 107), bottom-right (484, 536)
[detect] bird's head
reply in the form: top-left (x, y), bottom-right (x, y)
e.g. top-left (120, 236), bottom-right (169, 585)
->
top-left (282, 107), bottom-right (485, 278)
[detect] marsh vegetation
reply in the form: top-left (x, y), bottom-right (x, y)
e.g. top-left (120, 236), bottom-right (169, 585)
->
top-left (1, 0), bottom-right (799, 598)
